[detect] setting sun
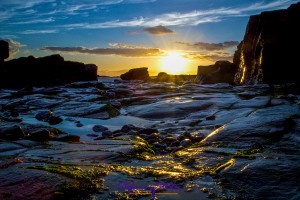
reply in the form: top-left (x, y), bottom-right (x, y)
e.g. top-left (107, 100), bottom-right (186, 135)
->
top-left (161, 52), bottom-right (188, 74)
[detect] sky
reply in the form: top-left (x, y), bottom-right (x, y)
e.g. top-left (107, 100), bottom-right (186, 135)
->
top-left (0, 0), bottom-right (298, 76)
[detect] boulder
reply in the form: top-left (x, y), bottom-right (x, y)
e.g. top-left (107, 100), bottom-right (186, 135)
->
top-left (234, 2), bottom-right (300, 84)
top-left (56, 134), bottom-right (80, 142)
top-left (0, 54), bottom-right (98, 88)
top-left (29, 129), bottom-right (57, 142)
top-left (197, 60), bottom-right (237, 84)
top-left (0, 125), bottom-right (24, 140)
top-left (155, 72), bottom-right (196, 83)
top-left (120, 67), bottom-right (150, 81)
top-left (0, 40), bottom-right (9, 62)
top-left (92, 125), bottom-right (108, 132)
top-left (156, 72), bottom-right (170, 82)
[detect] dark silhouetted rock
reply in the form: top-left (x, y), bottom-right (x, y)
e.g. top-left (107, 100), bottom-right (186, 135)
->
top-left (35, 110), bottom-right (53, 122)
top-left (0, 54), bottom-right (98, 88)
top-left (29, 129), bottom-right (57, 142)
top-left (92, 125), bottom-right (108, 132)
top-left (0, 40), bottom-right (9, 62)
top-left (35, 110), bottom-right (63, 125)
top-left (156, 72), bottom-right (170, 82)
top-left (234, 2), bottom-right (300, 84)
top-left (155, 72), bottom-right (196, 83)
top-left (179, 138), bottom-right (192, 147)
top-left (0, 125), bottom-right (24, 140)
top-left (120, 67), bottom-right (150, 81)
top-left (56, 134), bottom-right (80, 142)
top-left (48, 116), bottom-right (63, 125)
top-left (197, 61), bottom-right (237, 84)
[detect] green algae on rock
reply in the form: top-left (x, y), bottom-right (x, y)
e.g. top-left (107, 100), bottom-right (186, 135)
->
top-left (28, 165), bottom-right (110, 199)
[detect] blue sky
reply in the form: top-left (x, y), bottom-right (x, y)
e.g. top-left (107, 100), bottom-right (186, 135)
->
top-left (0, 0), bottom-right (298, 75)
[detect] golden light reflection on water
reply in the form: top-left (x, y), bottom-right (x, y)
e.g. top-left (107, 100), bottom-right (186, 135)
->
top-left (201, 125), bottom-right (225, 142)
top-left (240, 164), bottom-right (250, 172)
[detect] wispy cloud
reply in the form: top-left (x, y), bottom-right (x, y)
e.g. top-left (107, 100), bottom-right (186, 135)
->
top-left (9, 18), bottom-right (54, 25)
top-left (20, 30), bottom-right (58, 34)
top-left (127, 30), bottom-right (141, 35)
top-left (0, 0), bottom-right (157, 22)
top-left (0, 0), bottom-right (56, 9)
top-left (60, 0), bottom-right (295, 29)
top-left (40, 43), bottom-right (164, 57)
top-left (177, 41), bottom-right (239, 51)
top-left (143, 25), bottom-right (175, 35)
top-left (125, 0), bottom-right (157, 3)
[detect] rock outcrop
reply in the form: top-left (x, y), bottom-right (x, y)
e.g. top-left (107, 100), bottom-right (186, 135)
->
top-left (0, 40), bottom-right (9, 62)
top-left (234, 2), bottom-right (300, 84)
top-left (155, 72), bottom-right (196, 83)
top-left (197, 60), bottom-right (237, 84)
top-left (0, 54), bottom-right (98, 88)
top-left (120, 67), bottom-right (150, 81)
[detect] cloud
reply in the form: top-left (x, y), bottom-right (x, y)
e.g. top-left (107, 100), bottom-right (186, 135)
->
top-left (0, 0), bottom-right (55, 9)
top-left (125, 0), bottom-right (157, 3)
top-left (0, 0), bottom-right (157, 22)
top-left (184, 51), bottom-right (234, 62)
top-left (0, 38), bottom-right (26, 58)
top-left (177, 41), bottom-right (239, 51)
top-left (178, 40), bottom-right (238, 62)
top-left (40, 44), bottom-right (164, 57)
top-left (20, 30), bottom-right (58, 34)
top-left (60, 0), bottom-right (295, 29)
top-left (143, 25), bottom-right (175, 35)
top-left (9, 17), bottom-right (54, 25)
top-left (127, 30), bottom-right (141, 35)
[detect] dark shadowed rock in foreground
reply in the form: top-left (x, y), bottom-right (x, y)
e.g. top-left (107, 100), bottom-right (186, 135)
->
top-left (0, 54), bottom-right (98, 88)
top-left (120, 67), bottom-right (150, 81)
top-left (0, 40), bottom-right (9, 62)
top-left (234, 2), bottom-right (300, 84)
top-left (197, 60), bottom-right (237, 84)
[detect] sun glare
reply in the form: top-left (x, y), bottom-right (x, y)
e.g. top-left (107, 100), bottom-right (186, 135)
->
top-left (161, 51), bottom-right (188, 74)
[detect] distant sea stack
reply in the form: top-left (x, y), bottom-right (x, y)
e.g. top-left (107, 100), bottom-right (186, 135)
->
top-left (197, 61), bottom-right (237, 84)
top-left (120, 67), bottom-right (150, 81)
top-left (0, 53), bottom-right (98, 88)
top-left (0, 40), bottom-right (9, 62)
top-left (234, 2), bottom-right (300, 84)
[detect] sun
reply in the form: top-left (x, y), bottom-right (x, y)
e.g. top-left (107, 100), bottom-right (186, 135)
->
top-left (161, 51), bottom-right (188, 74)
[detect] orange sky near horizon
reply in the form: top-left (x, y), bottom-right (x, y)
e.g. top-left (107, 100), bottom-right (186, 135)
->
top-left (57, 51), bottom-right (221, 77)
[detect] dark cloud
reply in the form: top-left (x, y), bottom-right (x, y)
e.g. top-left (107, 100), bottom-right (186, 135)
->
top-left (177, 41), bottom-right (239, 51)
top-left (143, 25), bottom-right (175, 35)
top-left (184, 51), bottom-right (233, 62)
top-left (40, 45), bottom-right (164, 57)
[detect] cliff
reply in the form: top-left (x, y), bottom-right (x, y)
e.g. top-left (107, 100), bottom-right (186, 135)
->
top-left (234, 2), bottom-right (300, 84)
top-left (0, 54), bottom-right (98, 88)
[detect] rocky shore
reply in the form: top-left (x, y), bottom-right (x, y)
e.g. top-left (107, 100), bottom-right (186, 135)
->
top-left (1, 2), bottom-right (300, 200)
top-left (1, 77), bottom-right (299, 199)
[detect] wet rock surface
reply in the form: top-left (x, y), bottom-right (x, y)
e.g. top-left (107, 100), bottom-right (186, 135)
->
top-left (0, 77), bottom-right (299, 199)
